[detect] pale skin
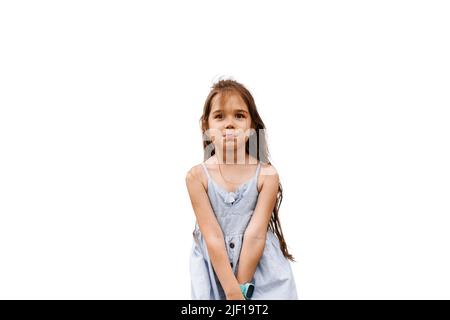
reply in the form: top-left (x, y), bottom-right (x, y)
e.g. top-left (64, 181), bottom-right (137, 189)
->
top-left (185, 92), bottom-right (279, 300)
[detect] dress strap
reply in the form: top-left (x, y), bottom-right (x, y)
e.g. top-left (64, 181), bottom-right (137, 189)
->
top-left (255, 161), bottom-right (262, 178)
top-left (200, 162), bottom-right (211, 180)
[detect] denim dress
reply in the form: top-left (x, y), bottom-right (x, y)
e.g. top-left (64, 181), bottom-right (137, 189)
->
top-left (190, 161), bottom-right (298, 300)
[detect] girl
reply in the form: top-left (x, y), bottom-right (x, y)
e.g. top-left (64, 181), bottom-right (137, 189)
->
top-left (186, 79), bottom-right (298, 300)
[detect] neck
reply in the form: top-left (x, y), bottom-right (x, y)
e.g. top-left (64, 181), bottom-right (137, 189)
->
top-left (214, 147), bottom-right (255, 165)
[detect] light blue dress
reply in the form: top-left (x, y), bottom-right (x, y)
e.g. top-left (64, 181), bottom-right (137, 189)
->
top-left (190, 161), bottom-right (298, 300)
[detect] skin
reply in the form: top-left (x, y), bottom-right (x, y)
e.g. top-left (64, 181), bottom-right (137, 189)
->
top-left (186, 92), bottom-right (279, 300)
top-left (206, 92), bottom-right (254, 166)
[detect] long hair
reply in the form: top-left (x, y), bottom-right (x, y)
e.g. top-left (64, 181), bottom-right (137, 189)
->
top-left (198, 78), bottom-right (295, 262)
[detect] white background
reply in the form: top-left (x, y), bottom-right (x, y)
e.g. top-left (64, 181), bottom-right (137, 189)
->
top-left (1, 1), bottom-right (449, 299)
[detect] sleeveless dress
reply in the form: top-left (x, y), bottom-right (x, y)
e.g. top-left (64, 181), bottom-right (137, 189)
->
top-left (190, 161), bottom-right (298, 300)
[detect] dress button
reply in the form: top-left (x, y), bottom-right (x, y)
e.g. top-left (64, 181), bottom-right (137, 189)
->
top-left (229, 242), bottom-right (235, 249)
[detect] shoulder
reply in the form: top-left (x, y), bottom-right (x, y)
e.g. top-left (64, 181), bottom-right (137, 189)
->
top-left (258, 162), bottom-right (279, 192)
top-left (185, 163), bottom-right (208, 190)
top-left (260, 162), bottom-right (279, 177)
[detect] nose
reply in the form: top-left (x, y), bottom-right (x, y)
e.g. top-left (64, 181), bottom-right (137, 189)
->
top-left (224, 115), bottom-right (236, 129)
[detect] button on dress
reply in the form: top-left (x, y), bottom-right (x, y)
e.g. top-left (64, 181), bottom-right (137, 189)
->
top-left (190, 161), bottom-right (298, 300)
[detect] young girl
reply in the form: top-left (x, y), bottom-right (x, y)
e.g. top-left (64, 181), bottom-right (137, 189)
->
top-left (185, 79), bottom-right (298, 300)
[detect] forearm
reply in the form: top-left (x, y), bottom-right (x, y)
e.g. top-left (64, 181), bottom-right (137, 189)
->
top-left (236, 234), bottom-right (266, 284)
top-left (205, 237), bottom-right (243, 298)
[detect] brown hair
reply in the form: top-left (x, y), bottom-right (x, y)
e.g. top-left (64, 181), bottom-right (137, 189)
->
top-left (198, 78), bottom-right (295, 262)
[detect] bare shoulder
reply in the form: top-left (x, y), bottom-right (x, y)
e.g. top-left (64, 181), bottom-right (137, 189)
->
top-left (258, 163), bottom-right (279, 192)
top-left (260, 162), bottom-right (279, 177)
top-left (185, 163), bottom-right (208, 191)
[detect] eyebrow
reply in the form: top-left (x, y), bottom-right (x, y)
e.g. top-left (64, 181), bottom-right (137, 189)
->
top-left (211, 109), bottom-right (248, 115)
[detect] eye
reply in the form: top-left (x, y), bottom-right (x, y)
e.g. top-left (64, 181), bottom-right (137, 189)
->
top-left (214, 114), bottom-right (223, 119)
top-left (236, 113), bottom-right (245, 119)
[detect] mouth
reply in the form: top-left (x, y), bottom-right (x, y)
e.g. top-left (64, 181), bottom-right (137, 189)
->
top-left (222, 133), bottom-right (237, 140)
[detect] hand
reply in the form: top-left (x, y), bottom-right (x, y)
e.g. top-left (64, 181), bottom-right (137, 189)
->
top-left (226, 290), bottom-right (246, 300)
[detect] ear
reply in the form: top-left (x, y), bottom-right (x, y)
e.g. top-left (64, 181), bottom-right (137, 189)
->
top-left (202, 126), bottom-right (212, 141)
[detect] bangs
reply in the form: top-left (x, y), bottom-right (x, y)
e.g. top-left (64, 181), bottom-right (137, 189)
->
top-left (211, 89), bottom-right (246, 110)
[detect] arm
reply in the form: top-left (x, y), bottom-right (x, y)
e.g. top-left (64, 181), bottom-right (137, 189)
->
top-left (236, 167), bottom-right (279, 284)
top-left (185, 166), bottom-right (245, 300)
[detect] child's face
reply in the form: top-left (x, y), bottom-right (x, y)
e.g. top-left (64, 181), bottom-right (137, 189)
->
top-left (207, 92), bottom-right (253, 152)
